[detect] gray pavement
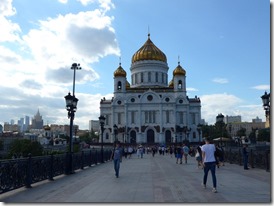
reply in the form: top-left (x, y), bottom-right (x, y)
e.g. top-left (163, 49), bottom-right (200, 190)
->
top-left (0, 152), bottom-right (271, 203)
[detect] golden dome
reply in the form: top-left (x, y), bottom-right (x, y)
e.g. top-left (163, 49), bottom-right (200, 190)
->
top-left (44, 125), bottom-right (51, 130)
top-left (168, 79), bottom-right (174, 88)
top-left (173, 62), bottom-right (186, 76)
top-left (132, 34), bottom-right (167, 63)
top-left (114, 63), bottom-right (127, 77)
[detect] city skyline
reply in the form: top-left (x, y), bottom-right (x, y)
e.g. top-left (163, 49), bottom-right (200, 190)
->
top-left (0, 0), bottom-right (271, 130)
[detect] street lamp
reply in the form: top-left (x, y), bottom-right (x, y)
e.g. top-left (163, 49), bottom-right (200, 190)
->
top-left (113, 124), bottom-right (118, 143)
top-left (64, 63), bottom-right (81, 175)
top-left (261, 91), bottom-right (270, 127)
top-left (183, 126), bottom-right (191, 143)
top-left (197, 124), bottom-right (202, 143)
top-left (99, 115), bottom-right (106, 163)
top-left (216, 113), bottom-right (224, 146)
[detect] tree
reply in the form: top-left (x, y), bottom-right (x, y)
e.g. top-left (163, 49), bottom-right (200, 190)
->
top-left (236, 127), bottom-right (246, 137)
top-left (8, 139), bottom-right (43, 158)
top-left (257, 128), bottom-right (270, 142)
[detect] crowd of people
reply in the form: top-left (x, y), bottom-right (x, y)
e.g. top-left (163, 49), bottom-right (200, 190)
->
top-left (110, 139), bottom-right (250, 194)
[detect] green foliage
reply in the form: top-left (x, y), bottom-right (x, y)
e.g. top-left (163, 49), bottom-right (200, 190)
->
top-left (236, 127), bottom-right (246, 137)
top-left (79, 130), bottom-right (99, 144)
top-left (8, 139), bottom-right (43, 158)
top-left (257, 128), bottom-right (270, 142)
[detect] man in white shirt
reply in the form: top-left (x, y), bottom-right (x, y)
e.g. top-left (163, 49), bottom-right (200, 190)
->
top-left (201, 137), bottom-right (217, 193)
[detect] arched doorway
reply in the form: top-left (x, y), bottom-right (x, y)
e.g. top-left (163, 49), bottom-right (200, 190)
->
top-left (147, 129), bottom-right (155, 144)
top-left (130, 130), bottom-right (136, 144)
top-left (165, 130), bottom-right (172, 144)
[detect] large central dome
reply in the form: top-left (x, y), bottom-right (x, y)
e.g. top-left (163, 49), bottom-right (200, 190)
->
top-left (131, 34), bottom-right (167, 63)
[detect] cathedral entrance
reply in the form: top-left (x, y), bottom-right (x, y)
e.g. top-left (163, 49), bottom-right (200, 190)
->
top-left (147, 129), bottom-right (155, 144)
top-left (165, 130), bottom-right (172, 144)
top-left (130, 130), bottom-right (136, 144)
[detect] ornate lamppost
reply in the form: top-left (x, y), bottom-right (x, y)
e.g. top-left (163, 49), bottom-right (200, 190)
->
top-left (197, 124), bottom-right (202, 143)
top-left (64, 63), bottom-right (81, 174)
top-left (99, 115), bottom-right (106, 163)
top-left (216, 113), bottom-right (225, 146)
top-left (183, 126), bottom-right (191, 143)
top-left (113, 124), bottom-right (118, 143)
top-left (261, 91), bottom-right (270, 128)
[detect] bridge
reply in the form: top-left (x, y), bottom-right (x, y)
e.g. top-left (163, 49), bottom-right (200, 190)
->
top-left (0, 152), bottom-right (271, 203)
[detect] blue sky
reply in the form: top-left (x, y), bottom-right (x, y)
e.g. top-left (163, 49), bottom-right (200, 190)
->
top-left (0, 0), bottom-right (271, 130)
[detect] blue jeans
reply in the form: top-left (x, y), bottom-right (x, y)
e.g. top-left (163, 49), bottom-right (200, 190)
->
top-left (114, 159), bottom-right (120, 177)
top-left (203, 162), bottom-right (217, 188)
top-left (243, 155), bottom-right (248, 169)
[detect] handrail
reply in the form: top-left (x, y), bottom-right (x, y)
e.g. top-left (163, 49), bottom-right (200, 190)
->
top-left (0, 148), bottom-right (112, 194)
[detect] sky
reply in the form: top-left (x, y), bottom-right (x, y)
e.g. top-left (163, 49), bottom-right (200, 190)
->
top-left (0, 0), bottom-right (271, 130)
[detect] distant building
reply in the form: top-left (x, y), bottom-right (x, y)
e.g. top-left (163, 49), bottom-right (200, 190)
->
top-left (225, 115), bottom-right (241, 124)
top-left (227, 118), bottom-right (265, 138)
top-left (25, 116), bottom-right (30, 131)
top-left (3, 123), bottom-right (19, 132)
top-left (31, 109), bottom-right (44, 129)
top-left (89, 120), bottom-right (99, 132)
top-left (252, 116), bottom-right (262, 123)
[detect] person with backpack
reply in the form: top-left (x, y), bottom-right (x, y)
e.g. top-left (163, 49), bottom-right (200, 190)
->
top-left (182, 144), bottom-right (190, 164)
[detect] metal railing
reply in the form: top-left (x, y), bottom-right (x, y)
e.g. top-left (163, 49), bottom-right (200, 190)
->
top-left (224, 148), bottom-right (270, 172)
top-left (0, 148), bottom-right (112, 194)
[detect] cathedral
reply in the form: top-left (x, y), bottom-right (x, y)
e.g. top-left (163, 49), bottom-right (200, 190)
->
top-left (100, 34), bottom-right (201, 145)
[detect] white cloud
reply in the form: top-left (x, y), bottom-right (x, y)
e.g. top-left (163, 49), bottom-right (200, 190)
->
top-left (0, 0), bottom-right (16, 16)
top-left (0, 1), bottom-right (119, 129)
top-left (212, 78), bottom-right (228, 84)
top-left (186, 87), bottom-right (198, 92)
top-left (200, 93), bottom-right (265, 125)
top-left (77, 0), bottom-right (115, 11)
top-left (251, 85), bottom-right (270, 90)
top-left (58, 0), bottom-right (68, 3)
top-left (0, 0), bottom-right (21, 42)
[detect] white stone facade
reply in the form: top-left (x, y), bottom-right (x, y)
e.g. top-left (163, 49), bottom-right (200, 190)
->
top-left (100, 35), bottom-right (202, 144)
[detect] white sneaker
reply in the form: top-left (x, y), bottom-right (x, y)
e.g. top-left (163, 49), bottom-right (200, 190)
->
top-left (201, 183), bottom-right (206, 189)
top-left (212, 188), bottom-right (217, 193)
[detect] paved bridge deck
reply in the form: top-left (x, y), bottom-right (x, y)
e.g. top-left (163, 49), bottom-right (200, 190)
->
top-left (0, 152), bottom-right (271, 203)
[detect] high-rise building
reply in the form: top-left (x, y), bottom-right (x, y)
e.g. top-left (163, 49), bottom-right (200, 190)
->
top-left (100, 34), bottom-right (202, 144)
top-left (31, 109), bottom-right (44, 129)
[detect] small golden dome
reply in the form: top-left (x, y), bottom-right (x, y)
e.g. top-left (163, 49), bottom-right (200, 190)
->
top-left (132, 34), bottom-right (167, 63)
top-left (44, 125), bottom-right (51, 130)
top-left (173, 62), bottom-right (186, 76)
top-left (114, 63), bottom-right (127, 77)
top-left (168, 79), bottom-right (174, 88)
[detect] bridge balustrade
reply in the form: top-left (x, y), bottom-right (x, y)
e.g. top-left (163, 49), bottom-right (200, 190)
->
top-left (0, 149), bottom-right (112, 194)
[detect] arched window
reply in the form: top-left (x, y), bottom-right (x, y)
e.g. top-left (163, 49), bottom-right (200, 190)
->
top-left (141, 73), bottom-right (144, 82)
top-left (178, 80), bottom-right (182, 89)
top-left (148, 72), bottom-right (151, 82)
top-left (155, 72), bottom-right (158, 82)
top-left (117, 81), bottom-right (122, 90)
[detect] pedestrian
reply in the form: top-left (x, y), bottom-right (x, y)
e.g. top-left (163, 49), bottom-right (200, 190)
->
top-left (111, 141), bottom-right (123, 178)
top-left (201, 138), bottom-right (217, 193)
top-left (182, 144), bottom-right (190, 164)
top-left (175, 144), bottom-right (182, 164)
top-left (169, 145), bottom-right (174, 158)
top-left (195, 145), bottom-right (202, 168)
top-left (242, 144), bottom-right (249, 170)
top-left (128, 146), bottom-right (133, 158)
